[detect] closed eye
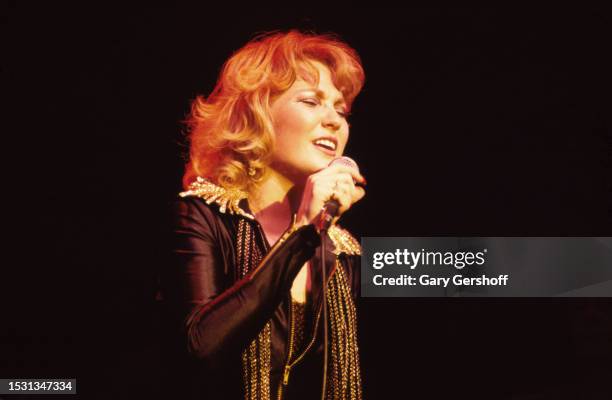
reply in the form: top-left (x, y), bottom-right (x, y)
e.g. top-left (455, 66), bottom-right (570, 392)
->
top-left (300, 98), bottom-right (320, 106)
top-left (336, 110), bottom-right (351, 119)
top-left (300, 98), bottom-right (350, 119)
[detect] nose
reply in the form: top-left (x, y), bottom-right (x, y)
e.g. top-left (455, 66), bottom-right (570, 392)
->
top-left (321, 105), bottom-right (343, 131)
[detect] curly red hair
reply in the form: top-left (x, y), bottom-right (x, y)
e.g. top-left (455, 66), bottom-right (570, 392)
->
top-left (183, 30), bottom-right (365, 192)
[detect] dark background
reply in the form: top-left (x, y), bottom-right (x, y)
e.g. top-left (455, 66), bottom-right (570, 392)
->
top-left (3, 5), bottom-right (611, 399)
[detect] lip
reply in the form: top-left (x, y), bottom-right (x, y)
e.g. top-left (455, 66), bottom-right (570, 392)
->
top-left (312, 142), bottom-right (337, 156)
top-left (312, 135), bottom-right (338, 156)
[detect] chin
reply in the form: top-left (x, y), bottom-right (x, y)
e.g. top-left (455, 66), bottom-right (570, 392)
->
top-left (272, 154), bottom-right (333, 181)
top-left (307, 157), bottom-right (332, 173)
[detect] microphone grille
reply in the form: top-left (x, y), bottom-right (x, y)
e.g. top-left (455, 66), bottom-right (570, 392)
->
top-left (329, 156), bottom-right (359, 173)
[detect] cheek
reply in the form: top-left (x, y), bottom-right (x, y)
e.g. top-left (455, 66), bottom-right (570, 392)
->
top-left (272, 103), bottom-right (315, 140)
top-left (338, 129), bottom-right (350, 154)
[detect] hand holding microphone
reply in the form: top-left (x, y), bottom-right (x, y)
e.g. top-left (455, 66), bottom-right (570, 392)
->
top-left (296, 156), bottom-right (366, 231)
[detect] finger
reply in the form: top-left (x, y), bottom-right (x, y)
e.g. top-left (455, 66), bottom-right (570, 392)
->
top-left (330, 174), bottom-right (357, 200)
top-left (323, 164), bottom-right (366, 185)
top-left (335, 180), bottom-right (354, 197)
top-left (334, 190), bottom-right (352, 214)
top-left (353, 186), bottom-right (366, 203)
top-left (332, 181), bottom-right (353, 208)
top-left (338, 180), bottom-right (364, 207)
top-left (336, 173), bottom-right (355, 187)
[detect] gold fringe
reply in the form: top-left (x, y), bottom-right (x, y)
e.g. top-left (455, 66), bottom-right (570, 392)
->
top-left (328, 225), bottom-right (361, 256)
top-left (238, 223), bottom-right (363, 400)
top-left (237, 218), bottom-right (272, 400)
top-left (326, 260), bottom-right (362, 399)
top-left (180, 176), bottom-right (254, 219)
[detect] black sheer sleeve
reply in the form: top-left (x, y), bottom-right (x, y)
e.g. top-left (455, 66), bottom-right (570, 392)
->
top-left (164, 197), bottom-right (320, 369)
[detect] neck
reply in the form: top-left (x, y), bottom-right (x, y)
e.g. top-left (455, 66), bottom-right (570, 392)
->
top-left (250, 169), bottom-right (304, 243)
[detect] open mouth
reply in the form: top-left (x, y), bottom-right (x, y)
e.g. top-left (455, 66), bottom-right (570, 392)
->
top-left (313, 138), bottom-right (337, 154)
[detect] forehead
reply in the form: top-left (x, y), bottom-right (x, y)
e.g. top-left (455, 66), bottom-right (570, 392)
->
top-left (294, 61), bottom-right (345, 102)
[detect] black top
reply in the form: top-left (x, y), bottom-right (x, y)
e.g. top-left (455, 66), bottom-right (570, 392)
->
top-left (158, 195), bottom-right (360, 399)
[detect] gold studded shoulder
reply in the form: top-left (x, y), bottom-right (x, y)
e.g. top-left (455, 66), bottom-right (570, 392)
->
top-left (179, 176), bottom-right (255, 220)
top-left (328, 225), bottom-right (361, 256)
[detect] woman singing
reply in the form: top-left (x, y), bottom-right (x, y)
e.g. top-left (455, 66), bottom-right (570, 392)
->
top-left (161, 30), bottom-right (366, 400)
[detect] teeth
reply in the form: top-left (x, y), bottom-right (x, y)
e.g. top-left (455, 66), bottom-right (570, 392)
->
top-left (314, 139), bottom-right (336, 150)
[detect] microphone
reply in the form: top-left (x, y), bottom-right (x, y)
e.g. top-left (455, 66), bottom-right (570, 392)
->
top-left (328, 156), bottom-right (365, 188)
top-left (318, 156), bottom-right (361, 232)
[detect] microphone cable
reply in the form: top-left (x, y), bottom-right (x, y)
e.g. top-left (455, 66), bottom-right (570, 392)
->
top-left (320, 224), bottom-right (329, 400)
